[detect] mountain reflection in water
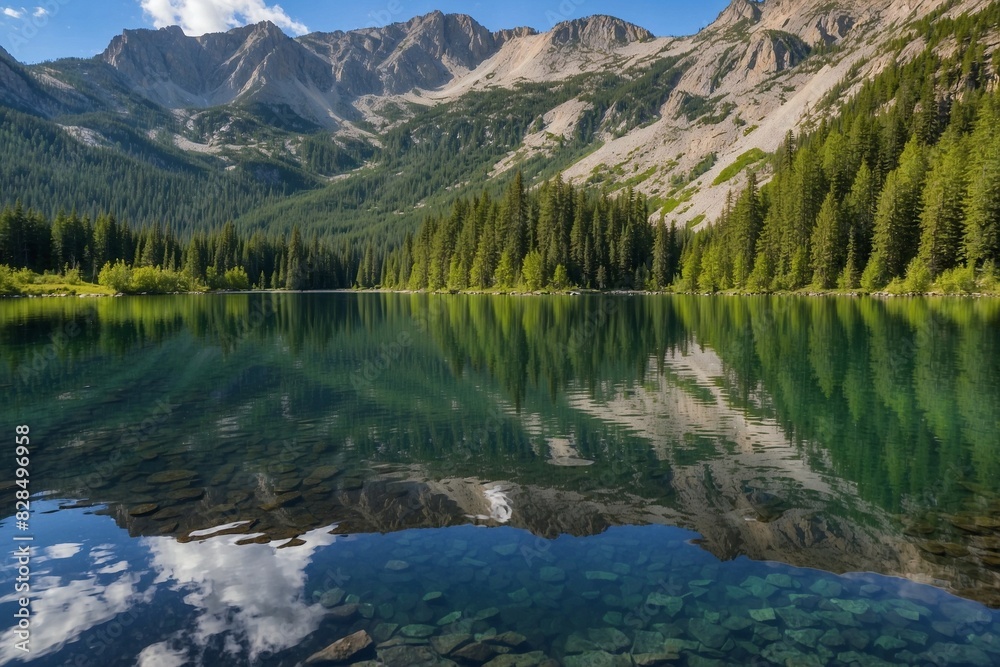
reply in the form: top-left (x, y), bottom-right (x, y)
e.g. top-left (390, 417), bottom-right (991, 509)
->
top-left (1, 293), bottom-right (999, 665)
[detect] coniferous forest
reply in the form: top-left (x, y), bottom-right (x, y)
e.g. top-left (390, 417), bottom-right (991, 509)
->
top-left (1, 3), bottom-right (1000, 295)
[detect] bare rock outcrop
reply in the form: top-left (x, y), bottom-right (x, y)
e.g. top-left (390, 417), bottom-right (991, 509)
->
top-left (548, 15), bottom-right (654, 49)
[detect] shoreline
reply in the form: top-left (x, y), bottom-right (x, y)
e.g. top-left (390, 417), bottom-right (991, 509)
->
top-left (4, 287), bottom-right (999, 299)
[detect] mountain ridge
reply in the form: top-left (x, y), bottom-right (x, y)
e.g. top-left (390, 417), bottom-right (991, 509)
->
top-left (0, 1), bottom-right (996, 239)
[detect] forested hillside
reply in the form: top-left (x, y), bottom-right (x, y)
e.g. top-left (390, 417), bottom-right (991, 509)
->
top-left (677, 4), bottom-right (1000, 294)
top-left (367, 3), bottom-right (1000, 295)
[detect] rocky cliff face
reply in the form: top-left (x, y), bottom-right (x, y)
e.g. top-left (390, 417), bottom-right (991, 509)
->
top-left (712, 0), bottom-right (764, 29)
top-left (102, 21), bottom-right (335, 109)
top-left (297, 11), bottom-right (505, 97)
top-left (91, 11), bottom-right (654, 124)
top-left (548, 15), bottom-right (654, 49)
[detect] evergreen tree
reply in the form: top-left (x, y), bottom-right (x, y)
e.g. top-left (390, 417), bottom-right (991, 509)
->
top-left (811, 191), bottom-right (846, 288)
top-left (730, 172), bottom-right (764, 287)
top-left (862, 138), bottom-right (928, 289)
top-left (652, 216), bottom-right (670, 290)
top-left (963, 97), bottom-right (1000, 267)
top-left (918, 130), bottom-right (969, 276)
top-left (286, 226), bottom-right (305, 290)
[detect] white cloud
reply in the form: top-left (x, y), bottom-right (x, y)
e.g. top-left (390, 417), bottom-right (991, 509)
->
top-left (2, 7), bottom-right (24, 18)
top-left (138, 0), bottom-right (308, 36)
top-left (44, 543), bottom-right (83, 559)
top-left (33, 6), bottom-right (46, 17)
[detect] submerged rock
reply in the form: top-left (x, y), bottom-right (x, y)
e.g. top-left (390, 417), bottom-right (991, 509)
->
top-left (474, 607), bottom-right (501, 621)
top-left (378, 644), bottom-right (443, 667)
top-left (305, 630), bottom-right (373, 664)
top-left (632, 630), bottom-right (666, 654)
top-left (373, 623), bottom-right (398, 643)
top-left (762, 643), bottom-right (821, 666)
top-left (487, 632), bottom-right (528, 648)
top-left (740, 576), bottom-right (778, 599)
top-left (436, 611), bottom-right (461, 626)
top-left (400, 624), bottom-right (437, 639)
top-left (748, 608), bottom-right (775, 622)
top-left (385, 560), bottom-right (411, 571)
top-left (509, 588), bottom-right (531, 603)
top-left (776, 606), bottom-right (817, 629)
top-left (831, 598), bottom-right (872, 615)
top-left (787, 628), bottom-right (823, 649)
top-left (452, 641), bottom-right (506, 662)
top-left (482, 652), bottom-right (549, 667)
top-left (765, 573), bottom-right (794, 589)
top-left (925, 642), bottom-right (993, 666)
top-left (565, 634), bottom-right (599, 654)
top-left (687, 619), bottom-right (728, 650)
top-left (319, 588), bottom-right (345, 608)
top-left (632, 652), bottom-right (681, 666)
top-left (563, 650), bottom-right (631, 667)
top-left (809, 579), bottom-right (843, 598)
top-left (873, 635), bottom-right (907, 651)
top-left (602, 612), bottom-right (623, 626)
top-left (645, 593), bottom-right (684, 617)
top-left (304, 465), bottom-right (340, 484)
top-left (587, 627), bottom-right (630, 652)
top-left (431, 633), bottom-right (472, 655)
top-left (147, 469), bottom-right (197, 484)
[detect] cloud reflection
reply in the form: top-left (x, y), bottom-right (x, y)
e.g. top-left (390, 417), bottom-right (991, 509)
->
top-left (142, 526), bottom-right (339, 663)
top-left (0, 567), bottom-right (149, 663)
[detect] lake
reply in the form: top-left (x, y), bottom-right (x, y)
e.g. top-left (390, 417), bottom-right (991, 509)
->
top-left (1, 293), bottom-right (999, 666)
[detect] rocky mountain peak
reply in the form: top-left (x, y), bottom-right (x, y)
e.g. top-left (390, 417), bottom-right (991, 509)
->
top-left (714, 0), bottom-right (764, 28)
top-left (549, 15), bottom-right (654, 49)
top-left (495, 26), bottom-right (539, 45)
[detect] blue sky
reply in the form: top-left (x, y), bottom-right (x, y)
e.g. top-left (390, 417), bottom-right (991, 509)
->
top-left (0, 0), bottom-right (731, 64)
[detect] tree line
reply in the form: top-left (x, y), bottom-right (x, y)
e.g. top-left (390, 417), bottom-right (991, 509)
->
top-left (374, 173), bottom-right (684, 291)
top-left (0, 204), bottom-right (358, 293)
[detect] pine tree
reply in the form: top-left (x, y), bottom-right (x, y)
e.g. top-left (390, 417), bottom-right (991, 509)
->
top-left (918, 130), bottom-right (968, 276)
top-left (811, 191), bottom-right (846, 288)
top-left (470, 210), bottom-right (498, 288)
top-left (845, 161), bottom-right (879, 269)
top-left (963, 97), bottom-right (1000, 267)
top-left (652, 216), bottom-right (670, 289)
top-left (286, 226), bottom-right (305, 290)
top-left (730, 172), bottom-right (763, 287)
top-left (862, 138), bottom-right (927, 289)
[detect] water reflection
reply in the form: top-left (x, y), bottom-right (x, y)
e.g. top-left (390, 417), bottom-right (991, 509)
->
top-left (1, 293), bottom-right (1000, 663)
top-left (144, 525), bottom-right (337, 662)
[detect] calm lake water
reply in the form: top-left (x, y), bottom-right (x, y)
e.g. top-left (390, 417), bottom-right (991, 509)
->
top-left (1, 293), bottom-right (999, 666)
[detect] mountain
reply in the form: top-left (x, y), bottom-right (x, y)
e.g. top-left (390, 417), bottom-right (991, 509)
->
top-left (98, 11), bottom-right (539, 125)
top-left (0, 1), bottom-right (996, 241)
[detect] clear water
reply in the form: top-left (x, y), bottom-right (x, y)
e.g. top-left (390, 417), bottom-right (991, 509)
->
top-left (1, 293), bottom-right (998, 666)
